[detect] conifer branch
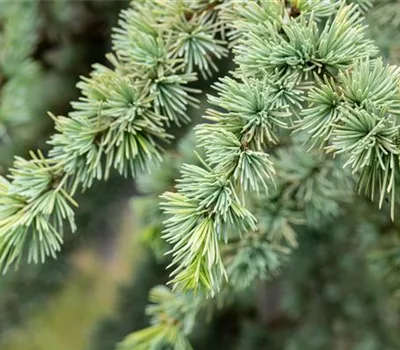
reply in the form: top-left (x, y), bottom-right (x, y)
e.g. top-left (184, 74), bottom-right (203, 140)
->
top-left (3, 3), bottom-right (400, 349)
top-left (114, 2), bottom-right (400, 349)
top-left (0, 0), bottom-right (226, 272)
top-left (161, 1), bottom-right (385, 296)
top-left (117, 286), bottom-right (202, 350)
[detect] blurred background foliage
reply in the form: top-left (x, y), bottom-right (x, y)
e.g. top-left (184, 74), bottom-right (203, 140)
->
top-left (0, 0), bottom-right (132, 347)
top-left (2, 1), bottom-right (400, 350)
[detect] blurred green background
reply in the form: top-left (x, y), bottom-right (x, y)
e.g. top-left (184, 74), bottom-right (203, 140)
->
top-left (0, 1), bottom-right (137, 349)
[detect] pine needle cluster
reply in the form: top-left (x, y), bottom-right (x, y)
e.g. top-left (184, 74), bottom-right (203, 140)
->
top-left (0, 0), bottom-right (225, 271)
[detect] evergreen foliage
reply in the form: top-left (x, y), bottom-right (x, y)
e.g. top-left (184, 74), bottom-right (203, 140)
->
top-left (159, 0), bottom-right (383, 297)
top-left (114, 1), bottom-right (400, 349)
top-left (0, 0), bottom-right (225, 272)
top-left (3, 1), bottom-right (400, 350)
